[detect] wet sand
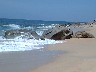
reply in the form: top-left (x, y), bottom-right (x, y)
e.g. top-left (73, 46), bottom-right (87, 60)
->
top-left (0, 50), bottom-right (64, 72)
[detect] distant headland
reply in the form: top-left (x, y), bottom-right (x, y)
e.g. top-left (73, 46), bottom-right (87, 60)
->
top-left (0, 18), bottom-right (72, 25)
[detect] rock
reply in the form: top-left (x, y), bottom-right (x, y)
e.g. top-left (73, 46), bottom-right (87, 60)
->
top-left (5, 29), bottom-right (22, 38)
top-left (4, 29), bottom-right (42, 39)
top-left (75, 31), bottom-right (95, 38)
top-left (51, 30), bottom-right (73, 40)
top-left (42, 25), bottom-right (73, 40)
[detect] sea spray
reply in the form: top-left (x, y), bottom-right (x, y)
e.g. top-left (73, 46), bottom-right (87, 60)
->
top-left (0, 36), bottom-right (64, 52)
top-left (0, 23), bottom-right (64, 52)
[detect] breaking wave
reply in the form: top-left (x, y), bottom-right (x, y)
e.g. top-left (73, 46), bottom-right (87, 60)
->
top-left (0, 36), bottom-right (64, 52)
top-left (0, 23), bottom-right (64, 52)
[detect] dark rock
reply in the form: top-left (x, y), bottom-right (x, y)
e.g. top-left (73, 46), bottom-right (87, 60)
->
top-left (75, 31), bottom-right (95, 38)
top-left (51, 30), bottom-right (64, 40)
top-left (42, 25), bottom-right (73, 40)
top-left (51, 30), bottom-right (73, 40)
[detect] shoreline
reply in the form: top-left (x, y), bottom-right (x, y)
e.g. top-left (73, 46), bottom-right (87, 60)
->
top-left (0, 23), bottom-right (96, 72)
top-left (31, 38), bottom-right (96, 72)
top-left (30, 24), bottom-right (96, 72)
top-left (0, 49), bottom-right (64, 72)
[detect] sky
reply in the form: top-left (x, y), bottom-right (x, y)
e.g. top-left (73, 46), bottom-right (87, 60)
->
top-left (0, 0), bottom-right (96, 22)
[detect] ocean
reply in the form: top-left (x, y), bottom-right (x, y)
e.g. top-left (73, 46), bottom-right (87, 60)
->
top-left (0, 23), bottom-right (64, 52)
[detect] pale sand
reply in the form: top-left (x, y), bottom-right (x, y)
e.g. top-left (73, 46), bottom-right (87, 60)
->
top-left (31, 38), bottom-right (96, 72)
top-left (30, 25), bottom-right (96, 72)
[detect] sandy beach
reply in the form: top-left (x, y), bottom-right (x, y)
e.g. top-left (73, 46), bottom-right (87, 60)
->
top-left (31, 38), bottom-right (96, 72)
top-left (0, 24), bottom-right (96, 72)
top-left (0, 0), bottom-right (96, 72)
top-left (30, 24), bottom-right (96, 72)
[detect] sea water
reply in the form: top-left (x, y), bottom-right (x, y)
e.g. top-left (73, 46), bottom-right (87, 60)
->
top-left (0, 23), bottom-right (64, 52)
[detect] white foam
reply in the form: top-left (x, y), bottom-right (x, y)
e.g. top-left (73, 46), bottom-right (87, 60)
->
top-left (0, 24), bottom-right (65, 52)
top-left (24, 26), bottom-right (34, 30)
top-left (3, 24), bottom-right (20, 29)
top-left (36, 30), bottom-right (44, 36)
top-left (0, 37), bottom-right (64, 52)
top-left (37, 25), bottom-right (56, 30)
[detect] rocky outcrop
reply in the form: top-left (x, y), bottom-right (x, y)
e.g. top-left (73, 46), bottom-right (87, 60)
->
top-left (75, 31), bottom-right (95, 38)
top-left (42, 25), bottom-right (73, 40)
top-left (51, 30), bottom-right (73, 40)
top-left (4, 29), bottom-right (42, 39)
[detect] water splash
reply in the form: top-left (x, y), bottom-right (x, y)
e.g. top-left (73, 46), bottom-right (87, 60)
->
top-left (0, 36), bottom-right (64, 52)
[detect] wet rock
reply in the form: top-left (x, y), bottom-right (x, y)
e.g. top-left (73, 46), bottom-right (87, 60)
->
top-left (4, 29), bottom-right (42, 39)
top-left (42, 25), bottom-right (73, 40)
top-left (5, 29), bottom-right (22, 38)
top-left (51, 30), bottom-right (72, 40)
top-left (75, 31), bottom-right (95, 38)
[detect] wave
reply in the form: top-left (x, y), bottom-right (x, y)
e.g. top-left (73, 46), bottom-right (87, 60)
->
top-left (36, 30), bottom-right (44, 36)
top-left (0, 23), bottom-right (65, 52)
top-left (0, 36), bottom-right (64, 52)
top-left (3, 24), bottom-right (21, 29)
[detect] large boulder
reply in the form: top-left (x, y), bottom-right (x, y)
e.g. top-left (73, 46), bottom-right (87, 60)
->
top-left (75, 31), bottom-right (95, 38)
top-left (42, 25), bottom-right (73, 40)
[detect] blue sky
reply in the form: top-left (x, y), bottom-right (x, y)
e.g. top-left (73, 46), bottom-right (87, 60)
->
top-left (0, 0), bottom-right (96, 22)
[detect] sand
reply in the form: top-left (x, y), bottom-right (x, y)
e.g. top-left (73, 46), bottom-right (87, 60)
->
top-left (30, 24), bottom-right (96, 72)
top-left (30, 38), bottom-right (96, 72)
top-left (0, 50), bottom-right (63, 72)
top-left (0, 24), bottom-right (96, 72)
